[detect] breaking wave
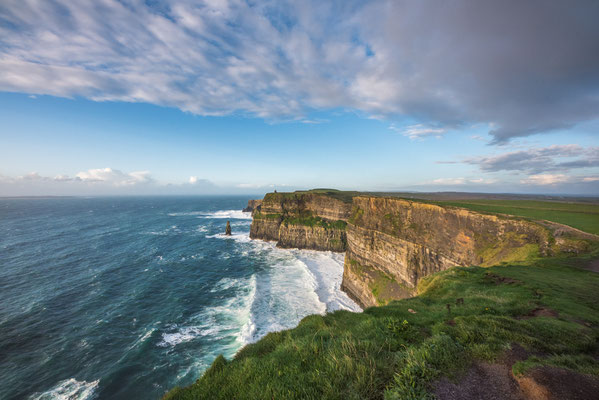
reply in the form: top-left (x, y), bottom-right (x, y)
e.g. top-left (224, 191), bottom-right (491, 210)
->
top-left (30, 378), bottom-right (99, 400)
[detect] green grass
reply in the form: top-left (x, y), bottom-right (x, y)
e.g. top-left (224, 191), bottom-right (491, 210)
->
top-left (512, 354), bottom-right (599, 377)
top-left (264, 189), bottom-right (361, 204)
top-left (163, 247), bottom-right (599, 400)
top-left (429, 199), bottom-right (599, 235)
top-left (282, 215), bottom-right (347, 230)
top-left (253, 212), bottom-right (282, 220)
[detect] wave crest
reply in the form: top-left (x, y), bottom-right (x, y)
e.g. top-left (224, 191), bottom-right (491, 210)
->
top-left (30, 378), bottom-right (99, 400)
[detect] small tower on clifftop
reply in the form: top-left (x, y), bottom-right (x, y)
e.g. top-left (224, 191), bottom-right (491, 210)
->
top-left (225, 220), bottom-right (232, 236)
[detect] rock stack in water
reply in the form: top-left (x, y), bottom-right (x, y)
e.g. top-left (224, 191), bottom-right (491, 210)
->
top-left (225, 220), bottom-right (232, 236)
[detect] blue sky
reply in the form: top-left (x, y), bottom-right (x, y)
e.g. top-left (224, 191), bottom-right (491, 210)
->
top-left (0, 0), bottom-right (598, 196)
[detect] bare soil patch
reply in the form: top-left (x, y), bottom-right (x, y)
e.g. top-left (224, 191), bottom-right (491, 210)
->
top-left (515, 366), bottom-right (599, 400)
top-left (485, 272), bottom-right (521, 285)
top-left (587, 258), bottom-right (599, 273)
top-left (434, 345), bottom-right (529, 400)
top-left (434, 362), bottom-right (526, 400)
top-left (432, 344), bottom-right (599, 400)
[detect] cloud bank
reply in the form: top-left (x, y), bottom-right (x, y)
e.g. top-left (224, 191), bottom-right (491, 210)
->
top-left (464, 145), bottom-right (599, 174)
top-left (0, 168), bottom-right (294, 196)
top-left (1, 0), bottom-right (598, 142)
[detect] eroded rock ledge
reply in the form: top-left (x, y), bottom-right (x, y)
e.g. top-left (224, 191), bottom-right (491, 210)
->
top-left (248, 191), bottom-right (561, 308)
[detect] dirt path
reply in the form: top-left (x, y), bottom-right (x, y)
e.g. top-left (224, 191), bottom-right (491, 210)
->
top-left (434, 337), bottom-right (599, 400)
top-left (587, 259), bottom-right (599, 273)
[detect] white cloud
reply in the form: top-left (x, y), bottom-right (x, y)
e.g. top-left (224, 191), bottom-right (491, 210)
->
top-left (236, 182), bottom-right (283, 189)
top-left (189, 176), bottom-right (199, 184)
top-left (519, 174), bottom-right (599, 186)
top-left (75, 168), bottom-right (152, 186)
top-left (429, 177), bottom-right (496, 186)
top-left (394, 124), bottom-right (446, 140)
top-left (520, 174), bottom-right (570, 185)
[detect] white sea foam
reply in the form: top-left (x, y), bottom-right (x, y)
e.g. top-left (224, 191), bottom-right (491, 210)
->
top-left (224, 238), bottom-right (361, 344)
top-left (292, 250), bottom-right (362, 313)
top-left (158, 275), bottom-right (257, 352)
top-left (206, 231), bottom-right (251, 243)
top-left (167, 211), bottom-right (205, 217)
top-left (199, 210), bottom-right (252, 220)
top-left (30, 378), bottom-right (99, 400)
top-left (210, 277), bottom-right (241, 292)
top-left (128, 327), bottom-right (156, 351)
top-left (158, 326), bottom-right (207, 347)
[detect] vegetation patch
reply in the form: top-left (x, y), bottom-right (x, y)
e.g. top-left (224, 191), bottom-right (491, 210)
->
top-left (429, 199), bottom-right (599, 236)
top-left (282, 215), bottom-right (347, 230)
top-left (253, 212), bottom-right (282, 220)
top-left (369, 271), bottom-right (406, 306)
top-left (512, 354), bottom-right (599, 377)
top-left (474, 231), bottom-right (540, 266)
top-left (348, 206), bottom-right (364, 225)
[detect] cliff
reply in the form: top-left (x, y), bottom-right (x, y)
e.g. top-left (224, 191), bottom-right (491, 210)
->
top-left (242, 199), bottom-right (262, 213)
top-left (249, 190), bottom-right (571, 308)
top-left (342, 196), bottom-right (553, 307)
top-left (249, 191), bottom-right (350, 252)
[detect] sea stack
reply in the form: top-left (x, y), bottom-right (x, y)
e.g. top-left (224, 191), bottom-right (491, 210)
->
top-left (225, 220), bottom-right (232, 236)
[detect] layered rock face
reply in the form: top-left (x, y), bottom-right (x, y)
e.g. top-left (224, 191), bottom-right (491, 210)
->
top-left (342, 196), bottom-right (552, 307)
top-left (257, 192), bottom-right (351, 220)
top-left (249, 192), bottom-right (350, 252)
top-left (250, 192), bottom-right (554, 308)
top-left (278, 224), bottom-right (346, 252)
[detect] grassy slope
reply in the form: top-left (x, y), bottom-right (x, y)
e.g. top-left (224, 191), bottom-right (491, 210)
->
top-left (164, 246), bottom-right (599, 400)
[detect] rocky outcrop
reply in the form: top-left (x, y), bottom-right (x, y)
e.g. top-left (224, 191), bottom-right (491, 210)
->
top-left (225, 221), bottom-right (232, 236)
top-left (249, 192), bottom-right (349, 252)
top-left (249, 214), bottom-right (282, 241)
top-left (250, 191), bottom-right (558, 308)
top-left (243, 199), bottom-right (262, 213)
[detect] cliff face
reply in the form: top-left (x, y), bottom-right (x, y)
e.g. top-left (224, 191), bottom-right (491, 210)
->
top-left (278, 224), bottom-right (346, 252)
top-left (342, 197), bottom-right (552, 307)
top-left (249, 192), bottom-right (350, 252)
top-left (258, 192), bottom-right (351, 220)
top-left (250, 191), bottom-right (557, 309)
top-left (243, 199), bottom-right (263, 213)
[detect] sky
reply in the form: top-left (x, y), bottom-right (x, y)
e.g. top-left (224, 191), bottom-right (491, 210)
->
top-left (0, 0), bottom-right (598, 196)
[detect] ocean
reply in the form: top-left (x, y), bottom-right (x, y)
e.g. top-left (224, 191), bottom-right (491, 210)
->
top-left (0, 196), bottom-right (360, 400)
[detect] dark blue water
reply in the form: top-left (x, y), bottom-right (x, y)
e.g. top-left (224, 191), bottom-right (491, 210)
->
top-left (0, 197), bottom-right (359, 400)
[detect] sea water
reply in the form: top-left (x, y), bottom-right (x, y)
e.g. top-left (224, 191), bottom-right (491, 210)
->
top-left (0, 196), bottom-right (360, 400)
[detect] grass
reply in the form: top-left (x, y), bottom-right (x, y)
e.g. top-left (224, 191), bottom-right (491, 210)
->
top-left (512, 354), bottom-right (599, 377)
top-left (429, 199), bottom-right (599, 235)
top-left (163, 246), bottom-right (599, 400)
top-left (253, 212), bottom-right (282, 220)
top-left (264, 189), bottom-right (360, 205)
top-left (282, 215), bottom-right (347, 230)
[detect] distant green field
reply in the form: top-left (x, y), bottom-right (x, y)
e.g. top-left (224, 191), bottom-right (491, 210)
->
top-left (431, 199), bottom-right (599, 235)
